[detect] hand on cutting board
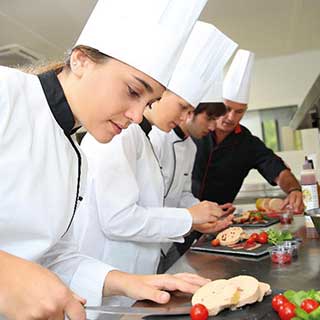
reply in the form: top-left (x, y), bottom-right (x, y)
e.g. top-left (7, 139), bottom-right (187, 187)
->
top-left (0, 251), bottom-right (86, 320)
top-left (103, 270), bottom-right (210, 304)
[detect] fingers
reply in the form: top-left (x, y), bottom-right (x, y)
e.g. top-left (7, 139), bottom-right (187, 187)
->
top-left (133, 277), bottom-right (172, 304)
top-left (281, 197), bottom-right (290, 209)
top-left (64, 298), bottom-right (86, 320)
top-left (48, 311), bottom-right (64, 320)
top-left (283, 192), bottom-right (304, 213)
top-left (173, 273), bottom-right (210, 287)
top-left (219, 203), bottom-right (232, 210)
top-left (72, 293), bottom-right (86, 306)
top-left (157, 274), bottom-right (201, 294)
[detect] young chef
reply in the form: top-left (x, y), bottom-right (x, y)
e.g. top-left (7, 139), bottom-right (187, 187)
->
top-left (149, 75), bottom-right (231, 211)
top-left (150, 76), bottom-right (234, 273)
top-left (192, 49), bottom-right (304, 213)
top-left (73, 21), bottom-right (237, 306)
top-left (0, 0), bottom-right (210, 319)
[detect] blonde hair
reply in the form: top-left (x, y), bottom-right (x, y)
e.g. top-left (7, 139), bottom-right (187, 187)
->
top-left (22, 45), bottom-right (109, 75)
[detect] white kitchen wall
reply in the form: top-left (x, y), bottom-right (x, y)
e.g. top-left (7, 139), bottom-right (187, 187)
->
top-left (249, 50), bottom-right (320, 110)
top-left (242, 128), bottom-right (320, 185)
top-left (240, 110), bottom-right (263, 139)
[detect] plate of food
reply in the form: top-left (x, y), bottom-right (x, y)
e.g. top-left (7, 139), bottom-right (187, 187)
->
top-left (191, 227), bottom-right (295, 257)
top-left (231, 210), bottom-right (280, 228)
top-left (190, 275), bottom-right (280, 319)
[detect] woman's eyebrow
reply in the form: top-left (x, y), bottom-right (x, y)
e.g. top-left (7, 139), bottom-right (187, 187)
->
top-left (132, 76), bottom-right (153, 93)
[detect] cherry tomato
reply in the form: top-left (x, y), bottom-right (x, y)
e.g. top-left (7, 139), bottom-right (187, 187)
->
top-left (278, 302), bottom-right (296, 320)
top-left (272, 294), bottom-right (289, 312)
top-left (254, 214), bottom-right (263, 221)
top-left (211, 239), bottom-right (220, 247)
top-left (301, 298), bottom-right (320, 313)
top-left (258, 232), bottom-right (268, 244)
top-left (250, 233), bottom-right (259, 242)
top-left (246, 237), bottom-right (256, 245)
top-left (190, 304), bottom-right (209, 320)
top-left (271, 252), bottom-right (291, 264)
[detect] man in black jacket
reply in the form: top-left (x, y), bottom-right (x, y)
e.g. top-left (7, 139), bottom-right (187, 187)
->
top-left (192, 50), bottom-right (303, 213)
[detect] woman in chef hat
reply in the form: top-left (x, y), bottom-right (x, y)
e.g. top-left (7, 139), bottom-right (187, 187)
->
top-left (73, 21), bottom-right (237, 306)
top-left (0, 0), bottom-right (210, 319)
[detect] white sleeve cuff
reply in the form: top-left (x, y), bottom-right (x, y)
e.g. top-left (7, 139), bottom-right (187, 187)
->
top-left (165, 208), bottom-right (192, 243)
top-left (70, 258), bottom-right (116, 306)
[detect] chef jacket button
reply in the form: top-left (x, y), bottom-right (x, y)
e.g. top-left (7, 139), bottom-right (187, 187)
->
top-left (78, 196), bottom-right (83, 201)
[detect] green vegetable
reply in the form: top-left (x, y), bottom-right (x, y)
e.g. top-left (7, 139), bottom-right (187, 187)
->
top-left (266, 228), bottom-right (293, 245)
top-left (295, 307), bottom-right (310, 320)
top-left (309, 305), bottom-right (320, 320)
top-left (283, 289), bottom-right (320, 320)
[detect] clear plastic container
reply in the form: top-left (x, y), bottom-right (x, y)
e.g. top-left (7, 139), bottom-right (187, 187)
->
top-left (279, 211), bottom-right (294, 225)
top-left (269, 245), bottom-right (292, 264)
top-left (282, 240), bottom-right (300, 257)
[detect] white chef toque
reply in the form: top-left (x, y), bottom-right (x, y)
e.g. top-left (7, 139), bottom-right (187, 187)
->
top-left (167, 21), bottom-right (238, 108)
top-left (75, 0), bottom-right (208, 87)
top-left (201, 72), bottom-right (224, 103)
top-left (223, 49), bottom-right (255, 104)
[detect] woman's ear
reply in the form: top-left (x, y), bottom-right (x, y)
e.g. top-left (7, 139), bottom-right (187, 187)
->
top-left (70, 49), bottom-right (91, 78)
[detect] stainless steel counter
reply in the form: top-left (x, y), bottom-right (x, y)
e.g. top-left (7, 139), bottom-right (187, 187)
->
top-left (149, 217), bottom-right (319, 318)
top-left (91, 217), bottom-right (320, 319)
top-left (167, 217), bottom-right (320, 290)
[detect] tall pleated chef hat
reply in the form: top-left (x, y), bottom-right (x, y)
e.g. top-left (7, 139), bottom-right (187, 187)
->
top-left (223, 49), bottom-right (255, 104)
top-left (167, 21), bottom-right (238, 108)
top-left (201, 71), bottom-right (224, 103)
top-left (75, 0), bottom-right (208, 87)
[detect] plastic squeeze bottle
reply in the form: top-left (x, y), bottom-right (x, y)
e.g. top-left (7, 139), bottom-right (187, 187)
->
top-left (301, 157), bottom-right (319, 211)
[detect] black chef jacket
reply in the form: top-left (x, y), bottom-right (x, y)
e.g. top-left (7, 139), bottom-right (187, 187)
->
top-left (192, 125), bottom-right (288, 204)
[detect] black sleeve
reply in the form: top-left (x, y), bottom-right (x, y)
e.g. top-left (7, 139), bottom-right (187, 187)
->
top-left (250, 135), bottom-right (288, 186)
top-left (192, 134), bottom-right (212, 197)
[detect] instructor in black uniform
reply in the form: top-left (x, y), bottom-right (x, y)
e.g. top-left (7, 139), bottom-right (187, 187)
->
top-left (192, 49), bottom-right (304, 214)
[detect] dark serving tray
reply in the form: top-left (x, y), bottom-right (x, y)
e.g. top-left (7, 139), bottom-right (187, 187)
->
top-left (144, 290), bottom-right (282, 320)
top-left (191, 240), bottom-right (274, 257)
top-left (230, 218), bottom-right (280, 228)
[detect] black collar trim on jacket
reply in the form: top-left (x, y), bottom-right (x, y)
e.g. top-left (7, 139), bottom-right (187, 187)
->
top-left (174, 126), bottom-right (187, 140)
top-left (38, 71), bottom-right (76, 135)
top-left (139, 116), bottom-right (152, 138)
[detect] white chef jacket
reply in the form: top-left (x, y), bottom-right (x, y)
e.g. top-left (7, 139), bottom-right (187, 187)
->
top-left (74, 118), bottom-right (192, 280)
top-left (149, 126), bottom-right (200, 208)
top-left (0, 66), bottom-right (114, 307)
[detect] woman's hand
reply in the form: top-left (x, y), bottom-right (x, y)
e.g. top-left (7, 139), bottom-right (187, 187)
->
top-left (103, 271), bottom-right (210, 304)
top-left (0, 251), bottom-right (86, 320)
top-left (219, 203), bottom-right (236, 215)
top-left (188, 201), bottom-right (225, 225)
top-left (193, 214), bottom-right (233, 234)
